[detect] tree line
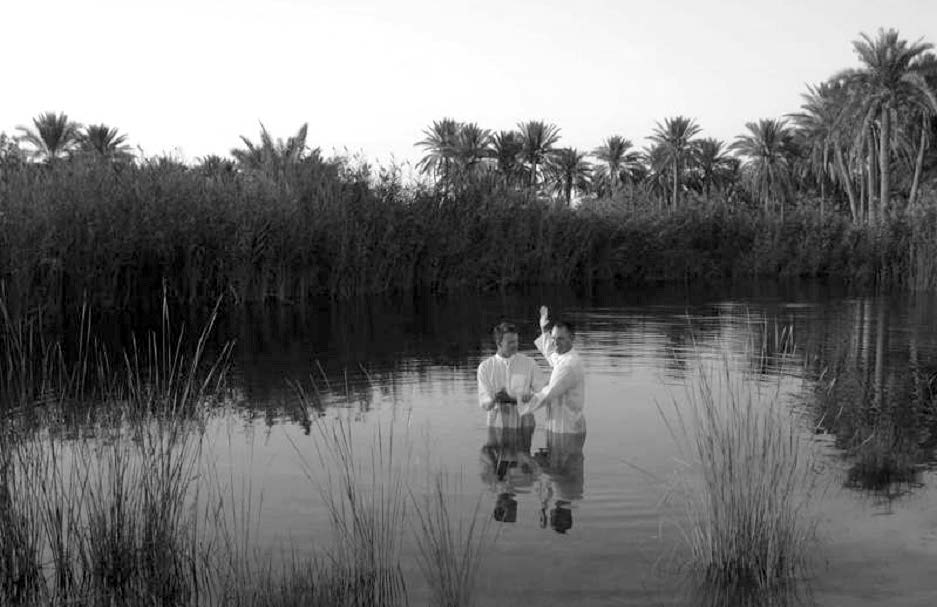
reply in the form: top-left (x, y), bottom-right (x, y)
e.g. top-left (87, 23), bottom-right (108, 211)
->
top-left (4, 28), bottom-right (935, 223)
top-left (2, 28), bottom-right (937, 321)
top-left (410, 29), bottom-right (937, 220)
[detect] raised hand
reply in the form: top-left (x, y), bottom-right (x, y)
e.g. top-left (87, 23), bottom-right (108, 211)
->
top-left (539, 305), bottom-right (550, 330)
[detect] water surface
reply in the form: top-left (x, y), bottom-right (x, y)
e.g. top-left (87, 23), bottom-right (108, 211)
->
top-left (196, 282), bottom-right (937, 606)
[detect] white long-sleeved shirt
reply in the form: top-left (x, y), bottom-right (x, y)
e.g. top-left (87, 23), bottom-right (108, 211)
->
top-left (526, 333), bottom-right (586, 434)
top-left (477, 353), bottom-right (545, 429)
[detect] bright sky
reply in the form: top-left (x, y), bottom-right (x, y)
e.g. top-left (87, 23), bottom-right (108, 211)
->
top-left (3, 0), bottom-right (935, 167)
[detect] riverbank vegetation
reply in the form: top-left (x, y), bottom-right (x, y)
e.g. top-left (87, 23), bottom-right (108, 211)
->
top-left (2, 29), bottom-right (937, 324)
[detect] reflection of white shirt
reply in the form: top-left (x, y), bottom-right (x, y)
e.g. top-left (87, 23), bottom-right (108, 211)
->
top-left (528, 334), bottom-right (586, 434)
top-left (477, 353), bottom-right (545, 428)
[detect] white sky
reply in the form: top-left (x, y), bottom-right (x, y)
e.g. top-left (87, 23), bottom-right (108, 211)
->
top-left (2, 0), bottom-right (934, 166)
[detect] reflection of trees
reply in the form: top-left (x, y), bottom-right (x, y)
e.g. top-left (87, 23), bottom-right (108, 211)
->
top-left (808, 295), bottom-right (937, 501)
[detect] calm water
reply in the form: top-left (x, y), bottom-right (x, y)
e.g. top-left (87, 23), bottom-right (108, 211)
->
top-left (200, 282), bottom-right (937, 606)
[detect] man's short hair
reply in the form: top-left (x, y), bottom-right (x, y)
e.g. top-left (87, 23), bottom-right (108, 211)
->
top-left (493, 321), bottom-right (518, 345)
top-left (552, 319), bottom-right (575, 336)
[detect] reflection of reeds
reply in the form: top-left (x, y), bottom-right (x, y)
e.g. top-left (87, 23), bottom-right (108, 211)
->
top-left (661, 331), bottom-right (819, 591)
top-left (410, 473), bottom-right (493, 607)
top-left (844, 420), bottom-right (924, 494)
top-left (812, 343), bottom-right (937, 499)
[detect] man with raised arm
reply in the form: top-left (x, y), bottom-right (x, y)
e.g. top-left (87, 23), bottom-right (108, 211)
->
top-left (477, 321), bottom-right (545, 433)
top-left (523, 305), bottom-right (586, 434)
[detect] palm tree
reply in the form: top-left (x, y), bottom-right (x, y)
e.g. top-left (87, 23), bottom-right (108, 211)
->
top-left (908, 54), bottom-right (937, 206)
top-left (16, 111), bottom-right (82, 163)
top-left (453, 122), bottom-right (492, 181)
top-left (490, 130), bottom-right (526, 187)
top-left (642, 143), bottom-right (672, 211)
top-left (0, 132), bottom-right (26, 165)
top-left (547, 148), bottom-right (592, 206)
top-left (691, 138), bottom-right (735, 203)
top-left (837, 29), bottom-right (937, 219)
top-left (730, 119), bottom-right (798, 217)
top-left (79, 124), bottom-right (133, 162)
top-left (790, 80), bottom-right (861, 221)
top-left (648, 116), bottom-right (702, 210)
top-left (197, 154), bottom-right (237, 177)
top-left (415, 118), bottom-right (460, 186)
top-left (592, 135), bottom-right (640, 198)
top-left (517, 120), bottom-right (561, 190)
top-left (231, 123), bottom-right (311, 176)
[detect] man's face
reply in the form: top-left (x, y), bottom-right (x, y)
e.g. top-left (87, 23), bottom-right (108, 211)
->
top-left (497, 332), bottom-right (519, 357)
top-left (551, 326), bottom-right (573, 354)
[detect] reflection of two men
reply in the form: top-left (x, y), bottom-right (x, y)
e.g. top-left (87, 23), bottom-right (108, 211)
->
top-left (477, 306), bottom-right (587, 531)
top-left (535, 432), bottom-right (585, 533)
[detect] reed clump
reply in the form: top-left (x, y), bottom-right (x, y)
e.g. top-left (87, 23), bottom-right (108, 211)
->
top-left (661, 329), bottom-right (820, 591)
top-left (0, 295), bottom-right (229, 605)
top-left (292, 379), bottom-right (498, 607)
top-left (291, 415), bottom-right (409, 607)
top-left (844, 419), bottom-right (924, 492)
top-left (410, 472), bottom-right (493, 607)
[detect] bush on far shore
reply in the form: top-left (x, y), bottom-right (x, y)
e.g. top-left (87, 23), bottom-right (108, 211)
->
top-left (2, 157), bottom-right (935, 324)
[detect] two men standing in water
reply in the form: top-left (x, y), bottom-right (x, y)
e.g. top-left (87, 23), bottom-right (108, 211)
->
top-left (478, 305), bottom-right (586, 434)
top-left (477, 305), bottom-right (586, 531)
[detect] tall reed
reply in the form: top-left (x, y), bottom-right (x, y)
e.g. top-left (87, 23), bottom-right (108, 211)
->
top-left (292, 415), bottom-right (409, 607)
top-left (410, 472), bottom-right (493, 607)
top-left (660, 328), bottom-right (820, 591)
top-left (4, 158), bottom-right (933, 323)
top-left (0, 294), bottom-right (230, 604)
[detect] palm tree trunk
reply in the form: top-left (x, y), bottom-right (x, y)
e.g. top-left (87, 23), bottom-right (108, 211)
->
top-left (835, 145), bottom-right (858, 222)
top-left (909, 112), bottom-right (928, 207)
top-left (762, 173), bottom-right (769, 214)
top-left (820, 178), bottom-right (826, 219)
top-left (672, 158), bottom-right (679, 211)
top-left (867, 137), bottom-right (877, 225)
top-left (879, 103), bottom-right (892, 220)
top-left (859, 161), bottom-right (867, 223)
top-left (628, 178), bottom-right (635, 212)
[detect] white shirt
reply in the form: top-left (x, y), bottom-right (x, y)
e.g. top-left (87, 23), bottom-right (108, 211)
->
top-left (477, 352), bottom-right (545, 429)
top-left (527, 333), bottom-right (586, 434)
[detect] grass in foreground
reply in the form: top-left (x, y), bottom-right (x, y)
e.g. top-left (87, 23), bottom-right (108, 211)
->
top-left (0, 296), bottom-right (227, 605)
top-left (410, 472), bottom-right (494, 607)
top-left (660, 329), bottom-right (821, 591)
top-left (1, 293), bottom-right (498, 606)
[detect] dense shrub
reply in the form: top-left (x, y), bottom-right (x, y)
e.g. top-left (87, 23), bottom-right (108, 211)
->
top-left (2, 159), bottom-right (935, 321)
